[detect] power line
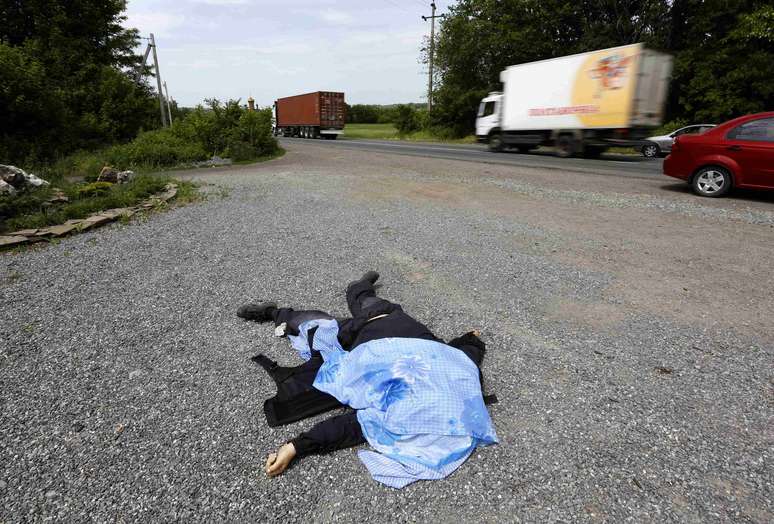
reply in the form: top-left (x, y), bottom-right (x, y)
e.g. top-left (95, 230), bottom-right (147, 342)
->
top-left (382, 0), bottom-right (416, 15)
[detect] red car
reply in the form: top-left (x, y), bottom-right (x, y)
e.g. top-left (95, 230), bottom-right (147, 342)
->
top-left (663, 112), bottom-right (774, 197)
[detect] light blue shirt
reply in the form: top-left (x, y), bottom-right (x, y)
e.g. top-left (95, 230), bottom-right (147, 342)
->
top-left (288, 319), bottom-right (498, 488)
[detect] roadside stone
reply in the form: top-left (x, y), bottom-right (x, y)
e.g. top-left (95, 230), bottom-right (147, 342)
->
top-left (0, 178), bottom-right (17, 195)
top-left (0, 165), bottom-right (49, 188)
top-left (159, 185), bottom-right (178, 202)
top-left (23, 172), bottom-right (49, 187)
top-left (100, 208), bottom-right (133, 220)
top-left (0, 235), bottom-right (29, 248)
top-left (0, 165), bottom-right (26, 186)
top-left (10, 229), bottom-right (38, 236)
top-left (116, 170), bottom-right (135, 184)
top-left (46, 224), bottom-right (78, 237)
top-left (80, 215), bottom-right (113, 230)
top-left (97, 166), bottom-right (119, 183)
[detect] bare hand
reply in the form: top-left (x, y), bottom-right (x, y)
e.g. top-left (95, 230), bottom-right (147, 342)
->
top-left (265, 442), bottom-right (297, 477)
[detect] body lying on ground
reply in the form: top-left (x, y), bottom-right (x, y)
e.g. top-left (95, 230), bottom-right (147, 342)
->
top-left (239, 271), bottom-right (498, 488)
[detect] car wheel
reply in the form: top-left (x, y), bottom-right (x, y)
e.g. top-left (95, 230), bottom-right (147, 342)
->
top-left (692, 166), bottom-right (732, 197)
top-left (488, 132), bottom-right (504, 152)
top-left (642, 143), bottom-right (660, 158)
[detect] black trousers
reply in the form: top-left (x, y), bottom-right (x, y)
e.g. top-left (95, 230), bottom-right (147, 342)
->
top-left (273, 278), bottom-right (440, 352)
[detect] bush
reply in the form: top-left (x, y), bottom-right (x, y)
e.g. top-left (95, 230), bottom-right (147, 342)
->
top-left (77, 182), bottom-right (114, 198)
top-left (224, 140), bottom-right (256, 162)
top-left (34, 98), bottom-right (279, 184)
top-left (395, 105), bottom-right (421, 135)
top-left (653, 119), bottom-right (689, 136)
top-left (105, 128), bottom-right (208, 169)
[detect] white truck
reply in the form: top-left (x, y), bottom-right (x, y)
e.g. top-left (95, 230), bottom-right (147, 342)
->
top-left (475, 43), bottom-right (673, 157)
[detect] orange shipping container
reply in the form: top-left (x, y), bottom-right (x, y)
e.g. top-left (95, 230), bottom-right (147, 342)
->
top-left (275, 92), bottom-right (346, 129)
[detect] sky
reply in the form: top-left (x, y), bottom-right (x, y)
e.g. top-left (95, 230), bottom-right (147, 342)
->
top-left (124, 0), bottom-right (456, 108)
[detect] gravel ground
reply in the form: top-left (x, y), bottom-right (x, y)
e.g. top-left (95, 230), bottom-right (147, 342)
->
top-left (1, 143), bottom-right (772, 522)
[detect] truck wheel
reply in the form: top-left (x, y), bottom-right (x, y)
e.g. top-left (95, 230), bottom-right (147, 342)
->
top-left (556, 135), bottom-right (577, 158)
top-left (488, 133), bottom-right (504, 152)
top-left (516, 146), bottom-right (532, 154)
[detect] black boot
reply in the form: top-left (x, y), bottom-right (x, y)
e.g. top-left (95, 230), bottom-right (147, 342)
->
top-left (237, 302), bottom-right (278, 322)
top-left (360, 270), bottom-right (380, 285)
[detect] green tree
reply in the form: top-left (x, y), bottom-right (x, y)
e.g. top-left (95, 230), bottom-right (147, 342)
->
top-left (0, 0), bottom-right (158, 163)
top-left (667, 1), bottom-right (774, 122)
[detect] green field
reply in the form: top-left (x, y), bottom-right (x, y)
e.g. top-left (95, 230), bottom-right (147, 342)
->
top-left (343, 123), bottom-right (475, 143)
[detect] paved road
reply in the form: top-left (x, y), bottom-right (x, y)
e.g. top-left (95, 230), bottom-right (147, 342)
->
top-left (280, 136), bottom-right (664, 180)
top-left (2, 143), bottom-right (772, 522)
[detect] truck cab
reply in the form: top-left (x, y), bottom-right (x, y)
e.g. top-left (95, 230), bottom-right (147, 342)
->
top-left (476, 92), bottom-right (503, 143)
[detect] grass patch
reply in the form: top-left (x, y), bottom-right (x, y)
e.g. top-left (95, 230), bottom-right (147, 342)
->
top-left (343, 123), bottom-right (475, 143)
top-left (231, 147), bottom-right (286, 166)
top-left (0, 174), bottom-right (196, 234)
top-left (607, 147), bottom-right (641, 156)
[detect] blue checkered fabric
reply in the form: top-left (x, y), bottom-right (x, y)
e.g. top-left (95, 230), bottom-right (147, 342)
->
top-left (290, 319), bottom-right (498, 488)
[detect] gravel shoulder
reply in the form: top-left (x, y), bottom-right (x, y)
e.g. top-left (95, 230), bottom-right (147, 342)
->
top-left (2, 141), bottom-right (772, 522)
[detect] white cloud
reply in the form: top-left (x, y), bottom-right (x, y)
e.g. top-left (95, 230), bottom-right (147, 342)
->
top-left (317, 9), bottom-right (355, 25)
top-left (126, 11), bottom-right (185, 37)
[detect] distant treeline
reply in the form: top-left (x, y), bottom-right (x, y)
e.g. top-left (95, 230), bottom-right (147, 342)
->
top-left (345, 103), bottom-right (424, 124)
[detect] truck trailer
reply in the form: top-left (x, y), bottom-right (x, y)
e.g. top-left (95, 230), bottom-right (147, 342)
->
top-left (273, 91), bottom-right (346, 139)
top-left (475, 44), bottom-right (673, 157)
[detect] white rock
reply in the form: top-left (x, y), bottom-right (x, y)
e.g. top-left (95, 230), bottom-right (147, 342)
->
top-left (24, 172), bottom-right (49, 187)
top-left (116, 170), bottom-right (135, 184)
top-left (0, 164), bottom-right (49, 189)
top-left (0, 178), bottom-right (16, 195)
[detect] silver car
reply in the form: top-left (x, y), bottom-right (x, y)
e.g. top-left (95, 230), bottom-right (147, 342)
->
top-left (641, 124), bottom-right (716, 157)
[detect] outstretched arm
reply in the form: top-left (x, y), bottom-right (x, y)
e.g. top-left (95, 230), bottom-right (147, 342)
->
top-left (448, 330), bottom-right (486, 367)
top-left (265, 411), bottom-right (365, 477)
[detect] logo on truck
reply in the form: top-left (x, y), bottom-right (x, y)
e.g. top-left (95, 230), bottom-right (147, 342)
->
top-left (570, 45), bottom-right (640, 127)
top-left (588, 53), bottom-right (633, 96)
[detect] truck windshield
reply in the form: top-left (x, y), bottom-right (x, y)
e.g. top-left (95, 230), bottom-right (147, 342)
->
top-left (478, 101), bottom-right (497, 117)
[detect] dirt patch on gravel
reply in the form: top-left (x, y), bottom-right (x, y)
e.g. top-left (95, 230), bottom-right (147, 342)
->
top-left (346, 158), bottom-right (774, 341)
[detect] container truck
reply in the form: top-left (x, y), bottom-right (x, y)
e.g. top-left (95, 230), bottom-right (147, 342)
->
top-left (273, 91), bottom-right (346, 139)
top-left (475, 43), bottom-right (673, 157)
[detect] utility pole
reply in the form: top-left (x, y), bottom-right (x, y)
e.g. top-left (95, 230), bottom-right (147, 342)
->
top-left (149, 33), bottom-right (168, 127)
top-left (422, 3), bottom-right (443, 112)
top-left (163, 81), bottom-right (173, 125)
